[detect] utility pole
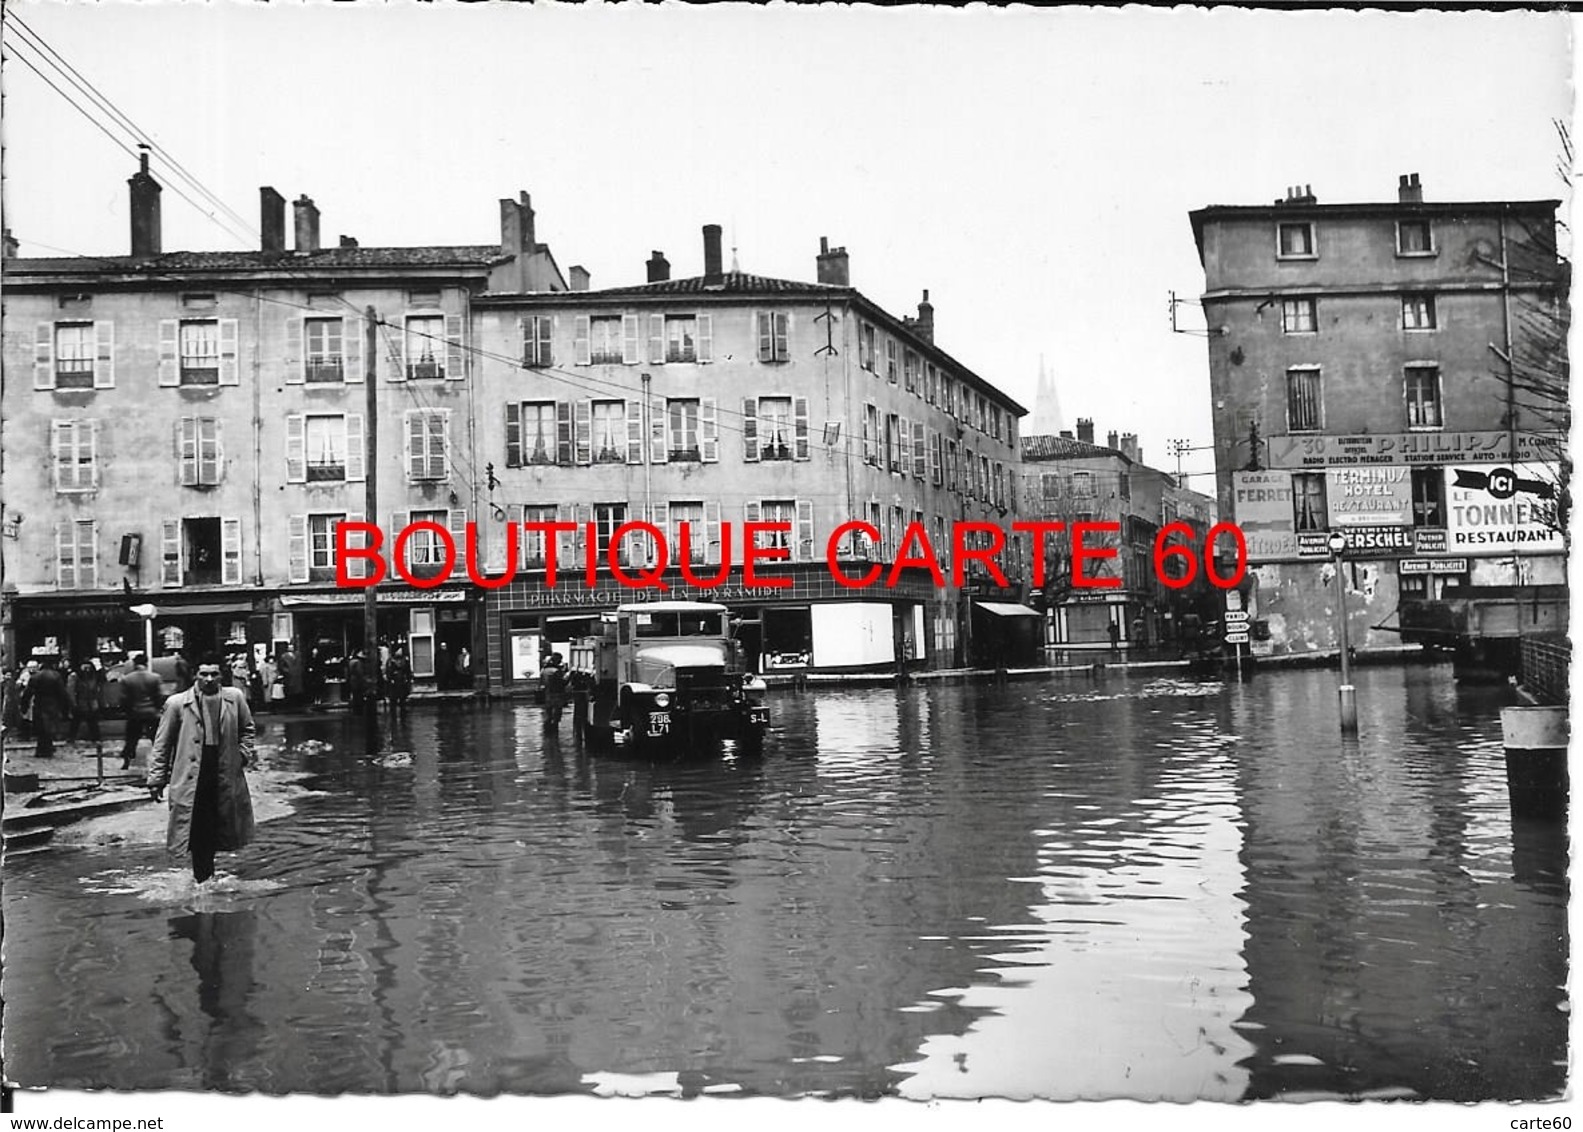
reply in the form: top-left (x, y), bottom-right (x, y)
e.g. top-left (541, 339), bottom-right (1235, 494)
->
top-left (363, 307), bottom-right (380, 753)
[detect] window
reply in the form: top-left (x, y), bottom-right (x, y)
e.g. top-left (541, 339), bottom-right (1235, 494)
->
top-left (863, 403), bottom-right (880, 465)
top-left (404, 315), bottom-right (447, 379)
top-left (1286, 367), bottom-right (1322, 432)
top-left (178, 417), bottom-right (222, 486)
top-left (518, 504), bottom-right (559, 566)
top-left (179, 320), bottom-right (220, 384)
top-left (304, 415), bottom-right (348, 481)
top-left (53, 323), bottom-right (96, 389)
top-left (518, 401), bottom-right (559, 465)
top-left (1397, 219), bottom-right (1434, 255)
top-left (1281, 298), bottom-right (1317, 334)
top-left (1119, 472), bottom-right (1131, 502)
top-left (758, 397), bottom-right (794, 460)
top-left (405, 509), bottom-right (451, 567)
top-left (1071, 470), bottom-right (1093, 497)
top-left (593, 503), bottom-right (628, 564)
top-left (946, 439), bottom-right (958, 492)
top-left (309, 513), bottom-right (346, 573)
top-left (1402, 294), bottom-right (1437, 331)
top-left (1277, 221), bottom-right (1315, 259)
top-left (860, 323), bottom-right (877, 372)
top-left (51, 420), bottom-right (98, 492)
top-left (304, 317), bottom-right (345, 383)
top-left (523, 315), bottom-right (553, 368)
top-left (1292, 472), bottom-right (1326, 532)
top-left (405, 409), bottom-right (449, 481)
top-left (167, 517), bottom-right (227, 586)
top-left (1041, 473), bottom-right (1061, 499)
top-left (926, 362), bottom-right (937, 405)
top-left (1412, 468), bottom-right (1445, 527)
top-left (591, 400), bottom-right (626, 463)
top-left (1405, 365), bottom-right (1442, 429)
top-left (885, 337), bottom-right (898, 383)
top-left (904, 350), bottom-right (919, 393)
top-left (588, 316), bottom-right (623, 365)
top-left (666, 315), bottom-right (698, 363)
top-left (669, 501), bottom-right (707, 563)
top-left (668, 398), bottom-right (701, 461)
top-left (56, 519), bottom-right (97, 590)
top-left (757, 311), bottom-right (789, 363)
top-left (883, 413), bottom-right (901, 472)
top-left (758, 500), bottom-right (795, 551)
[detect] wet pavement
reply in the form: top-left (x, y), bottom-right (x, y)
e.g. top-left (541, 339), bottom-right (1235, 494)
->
top-left (0, 664), bottom-right (1567, 1101)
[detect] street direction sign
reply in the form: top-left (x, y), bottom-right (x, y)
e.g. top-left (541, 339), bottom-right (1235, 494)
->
top-left (1224, 631), bottom-right (1250, 644)
top-left (1224, 610), bottom-right (1251, 624)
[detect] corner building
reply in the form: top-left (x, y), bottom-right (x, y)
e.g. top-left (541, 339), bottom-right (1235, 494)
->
top-left (1189, 176), bottom-right (1566, 663)
top-left (470, 227), bottom-right (1028, 688)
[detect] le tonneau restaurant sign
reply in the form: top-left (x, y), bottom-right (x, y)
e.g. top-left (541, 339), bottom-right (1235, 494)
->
top-left (1268, 431), bottom-right (1557, 469)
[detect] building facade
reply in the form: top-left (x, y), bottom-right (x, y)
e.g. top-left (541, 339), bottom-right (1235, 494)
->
top-left (2, 159), bottom-right (1029, 690)
top-left (1189, 176), bottom-right (1566, 660)
top-left (1020, 422), bottom-right (1217, 651)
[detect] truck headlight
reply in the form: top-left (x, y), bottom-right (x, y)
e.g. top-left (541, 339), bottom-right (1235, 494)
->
top-left (654, 693), bottom-right (671, 708)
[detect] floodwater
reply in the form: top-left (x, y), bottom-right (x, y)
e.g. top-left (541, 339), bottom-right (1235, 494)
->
top-left (1, 665), bottom-right (1567, 1101)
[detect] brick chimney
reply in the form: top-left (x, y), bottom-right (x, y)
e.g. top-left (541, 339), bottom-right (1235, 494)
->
top-left (1276, 184), bottom-right (1317, 206)
top-left (128, 146), bottom-right (162, 257)
top-left (1107, 429), bottom-right (1119, 450)
top-left (1398, 172), bottom-right (1423, 204)
top-left (647, 250), bottom-right (670, 283)
top-left (915, 290), bottom-right (934, 343)
top-left (1076, 417), bottom-right (1095, 444)
top-left (816, 236), bottom-right (850, 286)
top-left (500, 191), bottom-right (536, 256)
top-left (260, 187), bottom-right (286, 253)
top-left (1119, 433), bottom-right (1140, 462)
top-left (569, 265), bottom-right (590, 292)
top-left (339, 235), bottom-right (358, 248)
top-left (293, 195), bottom-right (320, 253)
top-left (1060, 429), bottom-right (1074, 439)
top-left (703, 224), bottom-right (723, 284)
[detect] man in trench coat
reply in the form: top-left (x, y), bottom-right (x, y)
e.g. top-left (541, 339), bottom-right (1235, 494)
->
top-left (147, 657), bottom-right (257, 883)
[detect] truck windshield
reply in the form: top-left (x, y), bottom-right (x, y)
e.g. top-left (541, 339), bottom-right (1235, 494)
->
top-left (632, 611), bottom-right (724, 638)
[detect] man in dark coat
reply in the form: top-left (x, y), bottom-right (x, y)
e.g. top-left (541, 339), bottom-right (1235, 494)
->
top-left (148, 656), bottom-right (257, 883)
top-left (120, 652), bottom-right (165, 770)
top-left (540, 652), bottom-right (568, 727)
top-left (67, 661), bottom-right (105, 746)
top-left (384, 647), bottom-right (413, 712)
top-left (21, 657), bottom-right (69, 759)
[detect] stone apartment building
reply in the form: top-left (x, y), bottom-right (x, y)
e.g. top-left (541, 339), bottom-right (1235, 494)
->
top-left (1020, 421), bottom-right (1217, 651)
top-left (1, 156), bottom-right (1028, 688)
top-left (1189, 176), bottom-right (1566, 661)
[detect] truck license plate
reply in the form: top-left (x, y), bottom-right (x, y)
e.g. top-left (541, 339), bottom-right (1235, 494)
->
top-left (647, 712), bottom-right (671, 737)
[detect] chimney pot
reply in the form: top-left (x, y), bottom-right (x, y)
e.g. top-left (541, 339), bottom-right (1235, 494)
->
top-left (292, 194), bottom-right (320, 254)
top-left (1397, 172), bottom-right (1424, 204)
top-left (260, 187), bottom-right (286, 254)
top-left (702, 224), bottom-right (724, 283)
top-left (915, 289), bottom-right (935, 344)
top-left (816, 238), bottom-right (850, 286)
top-left (1107, 430), bottom-right (1119, 450)
top-left (1076, 417), bottom-right (1094, 444)
top-left (647, 250), bottom-right (671, 283)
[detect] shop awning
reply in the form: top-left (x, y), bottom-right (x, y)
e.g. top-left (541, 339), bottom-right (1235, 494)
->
top-left (974, 601), bottom-right (1043, 618)
top-left (152, 600), bottom-right (257, 617)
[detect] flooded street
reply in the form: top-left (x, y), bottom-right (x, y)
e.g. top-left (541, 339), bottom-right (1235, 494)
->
top-left (2, 665), bottom-right (1567, 1101)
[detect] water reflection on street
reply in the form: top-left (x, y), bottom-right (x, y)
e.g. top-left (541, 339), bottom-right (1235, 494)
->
top-left (2, 664), bottom-right (1566, 1100)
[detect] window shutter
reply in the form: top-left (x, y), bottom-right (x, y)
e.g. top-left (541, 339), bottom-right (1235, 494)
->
top-left (574, 315), bottom-right (591, 365)
top-left (649, 314), bottom-right (664, 364)
top-left (622, 314), bottom-right (640, 364)
top-left (574, 504), bottom-right (592, 563)
top-left (201, 418), bottom-right (221, 485)
top-left (284, 317), bottom-right (304, 384)
top-left (385, 320), bottom-right (405, 382)
top-left (50, 421), bottom-right (67, 491)
top-left (757, 312), bottom-right (772, 362)
top-left (443, 315), bottom-right (464, 381)
top-left (930, 429), bottom-right (943, 486)
top-left (178, 417), bottom-right (198, 486)
top-left (343, 512), bottom-right (367, 581)
top-left (221, 518), bottom-right (243, 585)
top-left (86, 421), bottom-right (100, 490)
top-left (505, 402), bottom-right (523, 468)
top-left (158, 320), bottom-right (180, 386)
top-left (56, 521), bottom-right (75, 590)
top-left (704, 500), bottom-right (722, 565)
top-left (912, 419), bottom-right (927, 477)
top-left (448, 508), bottom-right (467, 548)
top-left (699, 398), bottom-right (718, 463)
top-left (433, 410), bottom-right (451, 480)
top-left (774, 312), bottom-right (789, 361)
top-left (557, 502), bottom-right (577, 567)
top-left (697, 313), bottom-right (713, 362)
top-left (794, 397), bottom-right (810, 460)
top-left (797, 499), bottom-right (814, 562)
top-left (285, 414), bottom-right (306, 483)
top-left (404, 411), bottom-right (423, 481)
top-left (163, 519), bottom-right (184, 587)
top-left (574, 400), bottom-right (593, 465)
top-left (556, 401), bottom-right (574, 466)
top-left (627, 399), bottom-right (644, 464)
top-left (218, 319), bottom-right (241, 385)
top-left (742, 398), bottom-right (759, 461)
top-left (744, 501), bottom-right (762, 547)
top-left (649, 503), bottom-right (669, 566)
top-left (518, 316), bottom-right (530, 365)
top-left (650, 396), bottom-right (668, 465)
top-left (34, 323), bottom-right (55, 390)
top-left (345, 413), bottom-right (366, 482)
top-left (286, 515), bottom-right (308, 583)
top-left (500, 503), bottom-right (523, 571)
top-left (93, 321), bottom-right (115, 388)
top-left (343, 315), bottom-right (364, 383)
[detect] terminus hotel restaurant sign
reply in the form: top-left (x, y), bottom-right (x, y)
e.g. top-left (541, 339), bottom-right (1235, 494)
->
top-left (328, 518), bottom-right (1250, 594)
top-left (1234, 429), bottom-right (1564, 563)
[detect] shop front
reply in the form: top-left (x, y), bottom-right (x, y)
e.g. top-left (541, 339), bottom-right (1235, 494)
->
top-left (275, 587), bottom-right (479, 694)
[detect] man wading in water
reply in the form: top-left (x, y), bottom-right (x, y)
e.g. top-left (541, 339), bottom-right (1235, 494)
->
top-left (147, 657), bottom-right (257, 883)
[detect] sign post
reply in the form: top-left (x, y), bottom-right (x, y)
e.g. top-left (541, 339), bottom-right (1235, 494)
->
top-left (1326, 532), bottom-right (1358, 736)
top-left (1224, 608), bottom-right (1250, 679)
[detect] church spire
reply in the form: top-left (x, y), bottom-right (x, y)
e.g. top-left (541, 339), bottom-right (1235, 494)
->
top-left (1029, 355), bottom-right (1065, 436)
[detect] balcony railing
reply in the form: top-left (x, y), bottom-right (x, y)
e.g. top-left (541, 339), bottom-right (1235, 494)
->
top-left (305, 356), bottom-right (344, 383)
top-left (407, 359), bottom-right (444, 380)
top-left (306, 462), bottom-right (346, 483)
top-left (55, 359), bottom-right (95, 389)
top-left (180, 361), bottom-right (219, 385)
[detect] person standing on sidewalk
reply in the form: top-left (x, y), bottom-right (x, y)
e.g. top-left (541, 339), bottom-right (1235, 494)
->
top-left (119, 653), bottom-right (165, 770)
top-left (67, 660), bottom-right (105, 749)
top-left (21, 657), bottom-right (69, 760)
top-left (147, 656), bottom-right (257, 884)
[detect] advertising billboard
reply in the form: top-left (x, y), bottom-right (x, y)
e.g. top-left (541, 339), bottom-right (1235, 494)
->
top-left (1444, 463), bottom-right (1564, 555)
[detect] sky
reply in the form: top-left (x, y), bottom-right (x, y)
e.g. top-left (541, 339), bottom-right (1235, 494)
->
top-left (2, 2), bottom-right (1571, 490)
